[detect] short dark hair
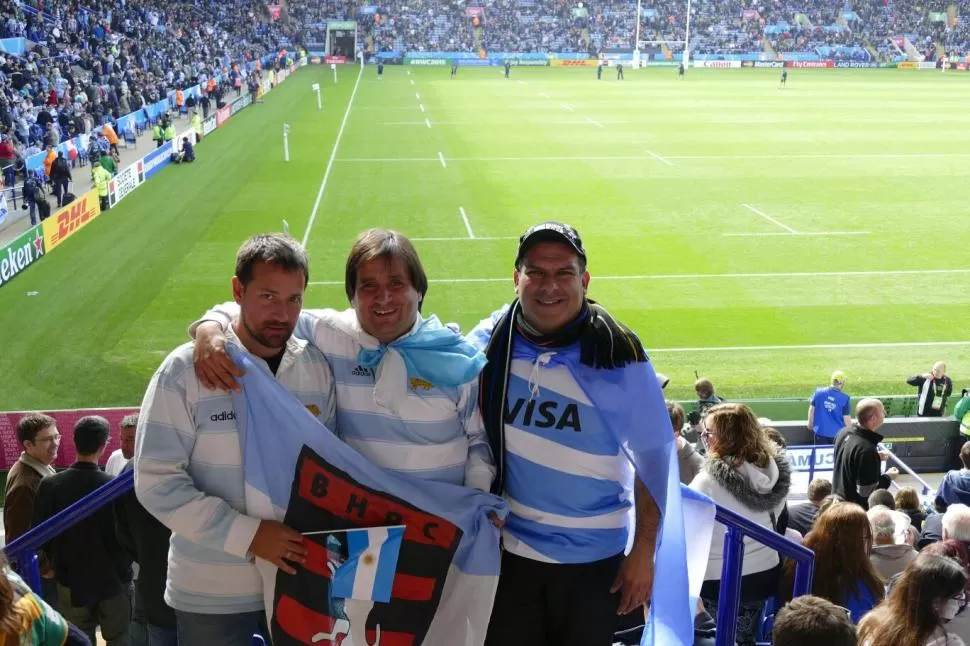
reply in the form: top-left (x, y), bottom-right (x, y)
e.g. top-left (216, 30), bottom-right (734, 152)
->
top-left (235, 234), bottom-right (309, 287)
top-left (16, 413), bottom-right (56, 447)
top-left (666, 401), bottom-right (684, 433)
top-left (695, 378), bottom-right (715, 399)
top-left (960, 441), bottom-right (970, 470)
top-left (807, 479), bottom-right (833, 505)
top-left (772, 595), bottom-right (857, 646)
top-left (120, 414), bottom-right (139, 429)
top-left (344, 229), bottom-right (428, 305)
top-left (74, 416), bottom-right (110, 455)
top-left (867, 489), bottom-right (895, 510)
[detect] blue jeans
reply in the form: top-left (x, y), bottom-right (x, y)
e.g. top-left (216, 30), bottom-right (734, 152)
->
top-left (175, 610), bottom-right (265, 646)
top-left (147, 623), bottom-right (177, 646)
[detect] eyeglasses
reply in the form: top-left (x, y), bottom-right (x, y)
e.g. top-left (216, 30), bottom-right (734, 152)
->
top-left (832, 604), bottom-right (853, 621)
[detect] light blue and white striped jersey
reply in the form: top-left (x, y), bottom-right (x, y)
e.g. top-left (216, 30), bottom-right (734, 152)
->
top-left (500, 340), bottom-right (634, 564)
top-left (135, 327), bottom-right (335, 614)
top-left (193, 304), bottom-right (495, 491)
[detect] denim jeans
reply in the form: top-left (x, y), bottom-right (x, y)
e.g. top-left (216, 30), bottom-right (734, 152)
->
top-left (175, 610), bottom-right (266, 646)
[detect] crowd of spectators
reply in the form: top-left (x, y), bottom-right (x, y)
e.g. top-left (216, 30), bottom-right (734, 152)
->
top-left (1, 0), bottom-right (300, 195)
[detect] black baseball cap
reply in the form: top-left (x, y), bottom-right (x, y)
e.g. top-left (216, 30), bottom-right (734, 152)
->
top-left (515, 221), bottom-right (586, 268)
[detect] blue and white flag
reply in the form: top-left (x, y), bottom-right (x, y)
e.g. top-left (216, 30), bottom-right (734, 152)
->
top-left (325, 526), bottom-right (405, 603)
top-left (228, 346), bottom-right (508, 646)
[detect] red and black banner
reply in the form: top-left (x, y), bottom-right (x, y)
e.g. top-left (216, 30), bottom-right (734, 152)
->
top-left (272, 447), bottom-right (464, 646)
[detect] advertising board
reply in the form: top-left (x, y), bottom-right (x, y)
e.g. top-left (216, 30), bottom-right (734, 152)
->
top-left (41, 190), bottom-right (102, 252)
top-left (0, 225), bottom-right (44, 290)
top-left (108, 160), bottom-right (145, 208)
top-left (694, 60), bottom-right (742, 68)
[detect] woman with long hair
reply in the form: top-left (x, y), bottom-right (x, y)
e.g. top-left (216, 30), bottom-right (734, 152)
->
top-left (0, 554), bottom-right (90, 646)
top-left (780, 501), bottom-right (884, 622)
top-left (896, 486), bottom-right (928, 532)
top-left (858, 553), bottom-right (967, 646)
top-left (689, 403), bottom-right (791, 646)
top-left (922, 541), bottom-right (970, 643)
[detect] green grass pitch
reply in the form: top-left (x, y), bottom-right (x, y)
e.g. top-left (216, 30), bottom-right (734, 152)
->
top-left (2, 64), bottom-right (969, 410)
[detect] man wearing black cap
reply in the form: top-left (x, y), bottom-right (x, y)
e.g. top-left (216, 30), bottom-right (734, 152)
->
top-left (468, 222), bottom-right (674, 646)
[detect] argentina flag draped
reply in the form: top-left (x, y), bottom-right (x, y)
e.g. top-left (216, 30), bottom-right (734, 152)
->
top-left (227, 346), bottom-right (508, 646)
top-left (573, 361), bottom-right (717, 646)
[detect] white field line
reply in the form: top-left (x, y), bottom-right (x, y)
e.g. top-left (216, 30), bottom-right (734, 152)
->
top-left (741, 203), bottom-right (797, 234)
top-left (438, 152), bottom-right (447, 168)
top-left (410, 79), bottom-right (415, 85)
top-left (585, 117), bottom-right (604, 128)
top-left (560, 102), bottom-right (575, 112)
top-left (646, 150), bottom-right (674, 166)
top-left (459, 207), bottom-right (475, 239)
top-left (409, 236), bottom-right (519, 241)
top-left (415, 92), bottom-right (421, 100)
top-left (724, 231), bottom-right (870, 237)
top-left (648, 341), bottom-right (970, 354)
top-left (517, 80), bottom-right (525, 85)
top-left (425, 118), bottom-right (432, 128)
top-left (309, 268), bottom-right (970, 286)
top-left (539, 92), bottom-right (551, 98)
top-left (337, 152), bottom-right (970, 162)
top-left (419, 104), bottom-right (426, 113)
top-left (301, 63), bottom-right (363, 247)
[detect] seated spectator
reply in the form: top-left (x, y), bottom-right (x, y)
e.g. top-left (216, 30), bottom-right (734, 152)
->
top-left (936, 442), bottom-right (970, 512)
top-left (897, 487), bottom-right (928, 532)
top-left (780, 502), bottom-right (884, 623)
top-left (690, 403), bottom-right (791, 646)
top-left (0, 555), bottom-right (91, 646)
top-left (772, 595), bottom-right (858, 645)
top-left (921, 512), bottom-right (946, 550)
top-left (869, 489), bottom-right (896, 511)
top-left (858, 553), bottom-right (968, 646)
top-left (789, 479), bottom-right (833, 537)
top-left (922, 540), bottom-right (970, 643)
top-left (945, 505), bottom-right (970, 544)
top-left (869, 505), bottom-right (918, 580)
top-left (669, 401), bottom-right (702, 485)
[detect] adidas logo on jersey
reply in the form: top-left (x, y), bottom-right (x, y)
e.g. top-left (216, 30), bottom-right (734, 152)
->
top-left (351, 365), bottom-right (374, 377)
top-left (210, 411), bottom-right (236, 422)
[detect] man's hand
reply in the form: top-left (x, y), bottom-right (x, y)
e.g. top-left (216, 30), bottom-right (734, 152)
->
top-left (878, 449), bottom-right (890, 462)
top-left (886, 467), bottom-right (900, 480)
top-left (249, 520), bottom-right (307, 575)
top-left (611, 541), bottom-right (655, 615)
top-left (193, 321), bottom-right (244, 391)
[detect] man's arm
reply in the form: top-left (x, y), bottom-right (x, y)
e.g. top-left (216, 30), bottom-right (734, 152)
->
top-left (856, 450), bottom-right (894, 500)
top-left (807, 404), bottom-right (815, 432)
top-left (458, 380), bottom-right (495, 492)
top-left (611, 477), bottom-right (659, 615)
top-left (4, 483), bottom-right (35, 544)
top-left (842, 398), bottom-right (852, 428)
top-left (134, 361), bottom-right (259, 559)
top-left (907, 375), bottom-right (927, 387)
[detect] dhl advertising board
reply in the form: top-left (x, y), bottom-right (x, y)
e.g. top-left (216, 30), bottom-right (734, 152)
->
top-left (42, 189), bottom-right (103, 252)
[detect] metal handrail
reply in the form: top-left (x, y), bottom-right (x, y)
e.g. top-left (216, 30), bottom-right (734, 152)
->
top-left (791, 442), bottom-right (934, 496)
top-left (713, 504), bottom-right (815, 646)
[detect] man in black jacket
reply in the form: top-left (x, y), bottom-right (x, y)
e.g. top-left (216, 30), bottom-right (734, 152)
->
top-left (34, 416), bottom-right (132, 646)
top-left (908, 362), bottom-right (953, 417)
top-left (116, 459), bottom-right (175, 646)
top-left (787, 478), bottom-right (832, 536)
top-left (50, 151), bottom-right (72, 207)
top-left (832, 399), bottom-right (898, 508)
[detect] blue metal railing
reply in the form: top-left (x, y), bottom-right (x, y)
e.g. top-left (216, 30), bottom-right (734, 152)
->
top-left (714, 505), bottom-right (815, 646)
top-left (4, 466), bottom-right (815, 645)
top-left (794, 442), bottom-right (934, 496)
top-left (4, 468), bottom-right (134, 591)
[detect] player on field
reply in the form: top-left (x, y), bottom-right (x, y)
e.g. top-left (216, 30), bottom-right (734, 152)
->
top-left (597, 61), bottom-right (603, 80)
top-left (504, 60), bottom-right (511, 79)
top-left (616, 62), bottom-right (624, 80)
top-left (779, 69), bottom-right (788, 88)
top-left (678, 62), bottom-right (685, 77)
top-left (451, 59), bottom-right (459, 78)
top-left (377, 61), bottom-right (384, 79)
